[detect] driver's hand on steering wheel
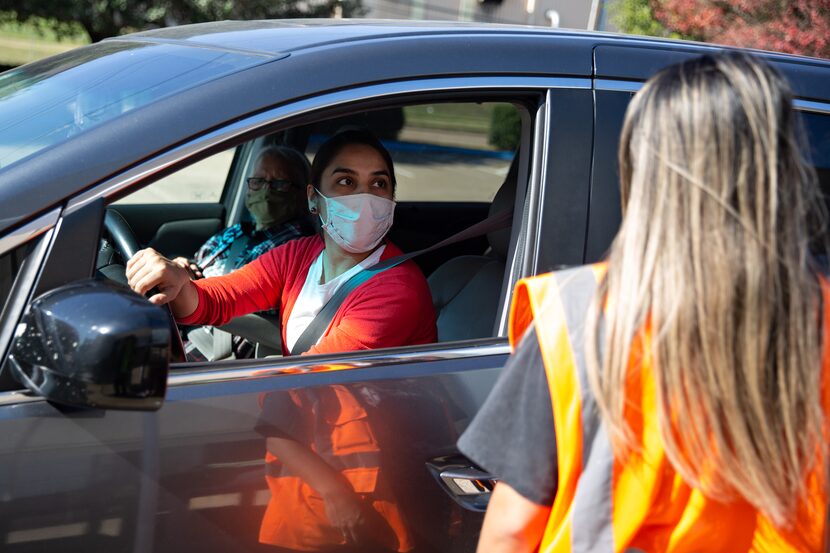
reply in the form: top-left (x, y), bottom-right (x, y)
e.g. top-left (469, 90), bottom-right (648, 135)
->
top-left (127, 248), bottom-right (192, 306)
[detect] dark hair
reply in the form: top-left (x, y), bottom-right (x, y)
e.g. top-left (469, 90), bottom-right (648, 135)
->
top-left (257, 145), bottom-right (311, 188)
top-left (310, 129), bottom-right (396, 192)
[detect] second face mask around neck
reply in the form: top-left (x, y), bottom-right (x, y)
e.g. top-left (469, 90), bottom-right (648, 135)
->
top-left (316, 190), bottom-right (395, 254)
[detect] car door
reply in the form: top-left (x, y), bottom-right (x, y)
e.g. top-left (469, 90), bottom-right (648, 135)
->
top-left (0, 77), bottom-right (593, 553)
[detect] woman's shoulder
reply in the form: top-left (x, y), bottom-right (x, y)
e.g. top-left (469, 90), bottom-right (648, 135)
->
top-left (379, 240), bottom-right (405, 260)
top-left (378, 241), bottom-right (422, 271)
top-left (362, 243), bottom-right (431, 302)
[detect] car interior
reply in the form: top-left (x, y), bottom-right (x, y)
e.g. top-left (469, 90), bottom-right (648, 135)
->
top-left (105, 100), bottom-right (528, 362)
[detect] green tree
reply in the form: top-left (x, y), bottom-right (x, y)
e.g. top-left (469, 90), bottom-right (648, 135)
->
top-left (488, 104), bottom-right (521, 151)
top-left (0, 1), bottom-right (365, 43)
top-left (609, 0), bottom-right (684, 38)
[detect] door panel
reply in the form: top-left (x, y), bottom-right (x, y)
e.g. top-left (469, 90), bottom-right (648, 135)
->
top-left (0, 348), bottom-right (506, 553)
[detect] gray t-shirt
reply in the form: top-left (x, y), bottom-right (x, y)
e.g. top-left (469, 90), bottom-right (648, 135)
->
top-left (457, 324), bottom-right (558, 505)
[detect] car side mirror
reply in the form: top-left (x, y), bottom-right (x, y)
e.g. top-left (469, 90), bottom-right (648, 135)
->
top-left (7, 279), bottom-right (170, 410)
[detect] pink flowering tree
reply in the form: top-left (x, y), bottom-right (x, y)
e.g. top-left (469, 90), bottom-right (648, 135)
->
top-left (612, 0), bottom-right (830, 59)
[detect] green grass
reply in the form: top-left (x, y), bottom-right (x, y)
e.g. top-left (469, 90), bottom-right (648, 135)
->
top-left (0, 20), bottom-right (88, 67)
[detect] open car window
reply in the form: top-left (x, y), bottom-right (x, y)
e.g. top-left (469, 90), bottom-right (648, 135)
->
top-left (101, 98), bottom-right (528, 365)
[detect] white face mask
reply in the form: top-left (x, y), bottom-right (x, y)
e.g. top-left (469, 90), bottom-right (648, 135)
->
top-left (315, 189), bottom-right (396, 254)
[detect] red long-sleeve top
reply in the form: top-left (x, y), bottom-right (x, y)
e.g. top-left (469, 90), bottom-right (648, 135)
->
top-left (178, 235), bottom-right (437, 355)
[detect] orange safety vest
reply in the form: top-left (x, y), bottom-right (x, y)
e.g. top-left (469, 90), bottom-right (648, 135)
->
top-left (509, 263), bottom-right (830, 553)
top-left (259, 385), bottom-right (413, 552)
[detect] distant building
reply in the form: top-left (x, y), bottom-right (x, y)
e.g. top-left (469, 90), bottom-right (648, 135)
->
top-left (362, 0), bottom-right (613, 30)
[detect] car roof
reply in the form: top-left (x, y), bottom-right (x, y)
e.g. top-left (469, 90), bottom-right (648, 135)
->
top-left (123, 19), bottom-right (830, 67)
top-left (1, 19), bottom-right (828, 236)
top-left (122, 19), bottom-right (554, 55)
top-left (121, 20), bottom-right (830, 100)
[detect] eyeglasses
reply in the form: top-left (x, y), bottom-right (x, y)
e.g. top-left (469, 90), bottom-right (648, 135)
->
top-left (246, 177), bottom-right (297, 192)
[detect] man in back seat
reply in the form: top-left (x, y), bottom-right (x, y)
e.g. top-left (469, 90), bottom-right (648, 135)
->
top-left (177, 146), bottom-right (312, 279)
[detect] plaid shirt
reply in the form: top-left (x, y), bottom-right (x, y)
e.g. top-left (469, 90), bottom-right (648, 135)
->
top-left (193, 220), bottom-right (305, 278)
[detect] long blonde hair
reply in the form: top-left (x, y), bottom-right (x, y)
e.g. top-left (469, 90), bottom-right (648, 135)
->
top-left (585, 52), bottom-right (827, 527)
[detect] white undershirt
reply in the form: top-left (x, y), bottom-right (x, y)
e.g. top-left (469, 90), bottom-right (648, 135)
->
top-left (285, 245), bottom-right (386, 353)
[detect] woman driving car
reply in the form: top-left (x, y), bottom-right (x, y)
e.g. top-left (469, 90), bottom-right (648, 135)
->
top-left (126, 129), bottom-right (437, 355)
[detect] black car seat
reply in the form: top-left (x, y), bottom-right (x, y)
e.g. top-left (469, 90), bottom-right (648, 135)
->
top-left (428, 158), bottom-right (518, 341)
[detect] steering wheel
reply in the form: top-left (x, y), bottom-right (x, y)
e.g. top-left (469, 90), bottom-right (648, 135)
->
top-left (103, 209), bottom-right (187, 363)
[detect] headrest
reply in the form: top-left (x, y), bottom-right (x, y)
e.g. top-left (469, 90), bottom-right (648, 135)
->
top-left (487, 154), bottom-right (519, 260)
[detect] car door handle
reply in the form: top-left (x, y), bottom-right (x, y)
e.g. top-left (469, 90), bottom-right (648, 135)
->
top-left (427, 455), bottom-right (498, 512)
top-left (440, 466), bottom-right (497, 495)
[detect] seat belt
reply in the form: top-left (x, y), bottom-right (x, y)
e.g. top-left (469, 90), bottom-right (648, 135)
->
top-left (290, 207), bottom-right (513, 355)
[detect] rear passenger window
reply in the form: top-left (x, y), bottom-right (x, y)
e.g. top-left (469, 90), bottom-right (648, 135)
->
top-left (589, 102), bottom-right (830, 265)
top-left (801, 111), bottom-right (830, 197)
top-left (800, 111), bottom-right (830, 267)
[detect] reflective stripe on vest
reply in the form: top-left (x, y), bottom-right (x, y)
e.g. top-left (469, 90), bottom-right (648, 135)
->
top-left (511, 264), bottom-right (614, 552)
top-left (509, 263), bottom-right (830, 553)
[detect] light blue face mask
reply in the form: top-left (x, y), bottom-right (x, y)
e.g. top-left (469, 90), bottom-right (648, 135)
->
top-left (314, 189), bottom-right (395, 253)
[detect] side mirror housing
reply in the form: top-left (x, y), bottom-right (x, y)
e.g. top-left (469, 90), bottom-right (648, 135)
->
top-left (8, 279), bottom-right (170, 410)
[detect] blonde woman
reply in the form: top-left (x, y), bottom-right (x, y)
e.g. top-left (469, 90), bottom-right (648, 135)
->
top-left (459, 53), bottom-right (830, 552)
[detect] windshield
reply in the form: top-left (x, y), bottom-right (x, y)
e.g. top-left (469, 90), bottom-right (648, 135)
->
top-left (0, 40), bottom-right (269, 169)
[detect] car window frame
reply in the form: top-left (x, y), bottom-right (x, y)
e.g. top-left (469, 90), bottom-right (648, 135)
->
top-left (189, 96), bottom-right (537, 359)
top-left (218, 95), bottom-right (538, 353)
top-left (50, 76), bottom-right (588, 371)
